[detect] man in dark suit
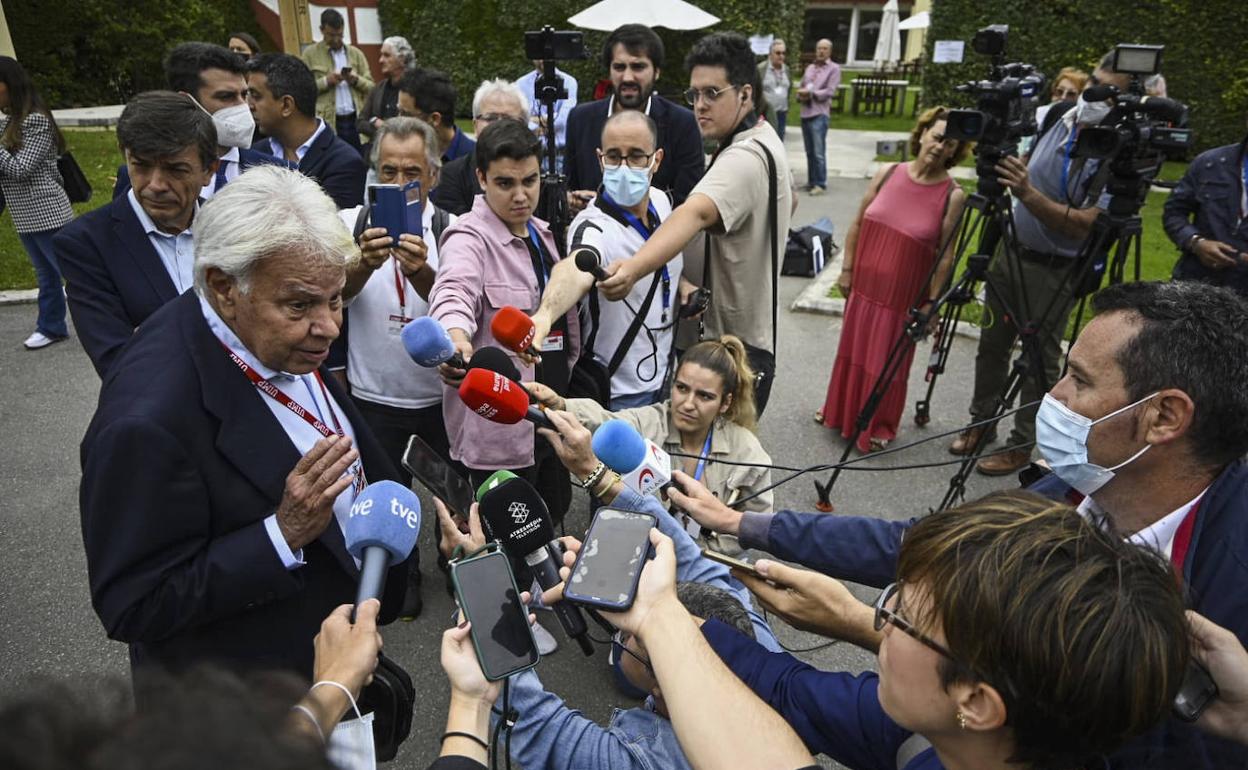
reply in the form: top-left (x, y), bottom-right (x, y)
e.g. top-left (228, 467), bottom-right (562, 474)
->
top-left (564, 24), bottom-right (704, 214)
top-left (80, 166), bottom-right (407, 676)
top-left (430, 78), bottom-right (529, 216)
top-left (57, 92), bottom-right (218, 378)
top-left (112, 42), bottom-right (292, 200)
top-left (245, 53), bottom-right (365, 209)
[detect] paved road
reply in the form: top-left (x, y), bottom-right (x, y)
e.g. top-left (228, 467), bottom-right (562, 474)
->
top-left (0, 172), bottom-right (1019, 767)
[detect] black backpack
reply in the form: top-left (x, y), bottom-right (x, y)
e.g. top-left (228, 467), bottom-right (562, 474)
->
top-left (782, 217), bottom-right (838, 277)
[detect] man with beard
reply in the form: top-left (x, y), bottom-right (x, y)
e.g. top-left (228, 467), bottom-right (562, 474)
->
top-left (563, 24), bottom-right (704, 214)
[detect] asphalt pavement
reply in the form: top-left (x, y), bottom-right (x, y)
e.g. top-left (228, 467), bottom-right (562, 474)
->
top-left (0, 169), bottom-right (1021, 767)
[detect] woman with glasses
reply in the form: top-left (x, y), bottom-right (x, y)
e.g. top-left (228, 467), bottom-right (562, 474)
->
top-left (700, 490), bottom-right (1191, 770)
top-left (816, 106), bottom-right (969, 452)
top-left (1020, 67), bottom-right (1088, 157)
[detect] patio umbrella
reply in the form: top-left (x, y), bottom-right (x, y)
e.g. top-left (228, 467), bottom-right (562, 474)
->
top-left (872, 0), bottom-right (902, 67)
top-left (898, 10), bottom-right (930, 30)
top-left (568, 0), bottom-right (720, 31)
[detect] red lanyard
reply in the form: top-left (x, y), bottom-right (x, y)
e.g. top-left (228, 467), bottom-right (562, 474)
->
top-left (1170, 497), bottom-right (1201, 580)
top-left (220, 342), bottom-right (345, 439)
top-left (392, 259), bottom-right (408, 319)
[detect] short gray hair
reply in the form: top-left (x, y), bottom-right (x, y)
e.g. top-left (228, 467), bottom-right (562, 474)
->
top-left (472, 78), bottom-right (528, 119)
top-left (370, 116), bottom-right (441, 173)
top-left (382, 36), bottom-right (415, 71)
top-left (193, 166), bottom-right (359, 295)
top-left (675, 582), bottom-right (756, 640)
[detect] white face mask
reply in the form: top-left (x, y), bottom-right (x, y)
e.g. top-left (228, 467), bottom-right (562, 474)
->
top-left (1035, 392), bottom-right (1158, 496)
top-left (1074, 93), bottom-right (1112, 127)
top-left (210, 101), bottom-right (257, 149)
top-left (322, 685), bottom-right (376, 770)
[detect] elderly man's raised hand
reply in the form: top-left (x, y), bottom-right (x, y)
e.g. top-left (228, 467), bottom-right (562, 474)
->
top-left (277, 435), bottom-right (358, 550)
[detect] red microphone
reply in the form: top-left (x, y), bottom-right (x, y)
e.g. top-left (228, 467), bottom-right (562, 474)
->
top-left (458, 368), bottom-right (554, 429)
top-left (491, 306), bottom-right (541, 358)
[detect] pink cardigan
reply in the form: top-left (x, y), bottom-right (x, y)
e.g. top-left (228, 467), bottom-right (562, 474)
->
top-left (428, 195), bottom-right (580, 470)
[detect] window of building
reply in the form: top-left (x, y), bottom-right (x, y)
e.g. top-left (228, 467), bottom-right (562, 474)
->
top-left (802, 3), bottom-right (912, 67)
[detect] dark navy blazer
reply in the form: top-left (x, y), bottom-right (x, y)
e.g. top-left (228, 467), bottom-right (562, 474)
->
top-left (111, 147), bottom-right (294, 200)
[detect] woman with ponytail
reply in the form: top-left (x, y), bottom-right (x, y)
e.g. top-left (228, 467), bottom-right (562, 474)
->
top-left (528, 334), bottom-right (773, 513)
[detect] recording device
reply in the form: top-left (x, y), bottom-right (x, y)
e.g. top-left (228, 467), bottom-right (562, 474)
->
top-left (574, 246), bottom-right (609, 281)
top-left (368, 182), bottom-right (422, 245)
top-left (942, 25), bottom-right (1045, 196)
top-left (449, 546), bottom-right (540, 680)
top-left (680, 287), bottom-right (712, 319)
top-left (591, 419), bottom-right (673, 497)
top-left (491, 305), bottom-right (541, 359)
top-left (345, 480), bottom-right (422, 617)
top-left (458, 368), bottom-right (554, 429)
top-left (477, 475), bottom-right (594, 655)
top-left (1172, 659), bottom-right (1219, 722)
top-left (564, 507), bottom-right (657, 611)
top-left (700, 548), bottom-right (763, 580)
top-left (523, 27), bottom-right (585, 61)
top-left (401, 434), bottom-right (475, 520)
top-left (341, 66), bottom-right (352, 76)
top-left (400, 317), bottom-right (466, 369)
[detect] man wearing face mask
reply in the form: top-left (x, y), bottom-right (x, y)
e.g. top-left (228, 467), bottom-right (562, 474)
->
top-left (112, 43), bottom-right (293, 200)
top-left (675, 279), bottom-right (1248, 769)
top-left (950, 52), bottom-right (1133, 476)
top-left (528, 110), bottom-right (684, 409)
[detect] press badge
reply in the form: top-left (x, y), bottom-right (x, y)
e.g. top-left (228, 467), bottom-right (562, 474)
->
top-left (540, 330), bottom-right (565, 352)
top-left (388, 314), bottom-right (413, 336)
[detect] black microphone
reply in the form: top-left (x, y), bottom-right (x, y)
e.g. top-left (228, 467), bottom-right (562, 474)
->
top-left (574, 246), bottom-right (609, 281)
top-left (466, 344), bottom-right (522, 380)
top-left (477, 477), bottom-right (594, 656)
top-left (1081, 84), bottom-right (1118, 102)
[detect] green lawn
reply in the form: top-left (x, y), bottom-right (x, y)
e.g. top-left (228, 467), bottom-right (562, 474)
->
top-left (1, 128), bottom-right (122, 290)
top-left (784, 69), bottom-right (920, 134)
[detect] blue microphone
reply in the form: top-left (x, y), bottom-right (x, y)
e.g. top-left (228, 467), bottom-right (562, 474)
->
top-left (591, 420), bottom-right (674, 497)
top-left (345, 480), bottom-right (422, 616)
top-left (401, 316), bottom-right (466, 369)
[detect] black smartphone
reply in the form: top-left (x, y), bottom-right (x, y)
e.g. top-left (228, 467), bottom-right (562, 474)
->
top-left (450, 547), bottom-right (539, 681)
top-left (563, 508), bottom-right (657, 612)
top-left (1172, 659), bottom-right (1219, 722)
top-left (679, 287), bottom-right (711, 319)
top-left (402, 435), bottom-right (475, 519)
top-left (341, 66), bottom-right (352, 76)
top-left (523, 29), bottom-right (585, 60)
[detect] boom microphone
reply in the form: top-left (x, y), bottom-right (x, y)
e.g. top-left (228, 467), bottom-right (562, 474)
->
top-left (400, 316), bottom-right (466, 369)
top-left (573, 246), bottom-right (609, 281)
top-left (591, 419), bottom-right (674, 498)
top-left (458, 368), bottom-right (554, 429)
top-left (345, 480), bottom-right (422, 618)
top-left (491, 305), bottom-right (541, 358)
top-left (478, 476), bottom-right (593, 655)
top-left (1080, 85), bottom-right (1187, 123)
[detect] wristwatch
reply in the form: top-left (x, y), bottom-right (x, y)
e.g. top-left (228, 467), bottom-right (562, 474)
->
top-left (1188, 234), bottom-right (1204, 251)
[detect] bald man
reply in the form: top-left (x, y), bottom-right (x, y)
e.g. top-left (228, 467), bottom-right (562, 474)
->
top-left (530, 109), bottom-right (687, 409)
top-left (797, 38), bottom-right (840, 194)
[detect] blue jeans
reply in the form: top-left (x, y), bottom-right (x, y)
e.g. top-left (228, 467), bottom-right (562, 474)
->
top-left (773, 109), bottom-right (787, 140)
top-left (801, 114), bottom-right (828, 188)
top-left (19, 228), bottom-right (68, 338)
top-left (609, 389), bottom-right (664, 411)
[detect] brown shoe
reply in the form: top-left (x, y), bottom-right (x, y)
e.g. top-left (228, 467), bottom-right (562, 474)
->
top-left (948, 425), bottom-right (996, 456)
top-left (976, 449), bottom-right (1032, 477)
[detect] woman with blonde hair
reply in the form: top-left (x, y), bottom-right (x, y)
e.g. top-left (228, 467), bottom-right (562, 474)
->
top-left (816, 106), bottom-right (969, 451)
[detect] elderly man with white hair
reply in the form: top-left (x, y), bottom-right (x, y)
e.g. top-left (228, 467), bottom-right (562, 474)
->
top-left (430, 78), bottom-right (530, 216)
top-left (79, 165), bottom-right (410, 676)
top-left (360, 35), bottom-right (416, 151)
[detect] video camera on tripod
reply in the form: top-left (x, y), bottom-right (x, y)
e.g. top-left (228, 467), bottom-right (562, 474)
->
top-left (523, 25), bottom-right (589, 253)
top-left (942, 25), bottom-right (1045, 196)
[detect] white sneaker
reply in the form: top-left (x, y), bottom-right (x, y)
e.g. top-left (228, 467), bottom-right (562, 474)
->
top-left (532, 621), bottom-right (559, 655)
top-left (23, 331), bottom-right (64, 350)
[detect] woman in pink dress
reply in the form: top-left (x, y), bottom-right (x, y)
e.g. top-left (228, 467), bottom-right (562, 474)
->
top-left (817, 107), bottom-right (970, 452)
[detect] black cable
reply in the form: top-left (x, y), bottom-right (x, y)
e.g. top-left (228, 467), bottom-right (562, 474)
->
top-left (761, 608), bottom-right (843, 653)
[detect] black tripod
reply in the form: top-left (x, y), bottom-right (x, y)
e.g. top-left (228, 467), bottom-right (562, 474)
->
top-left (533, 59), bottom-right (571, 256)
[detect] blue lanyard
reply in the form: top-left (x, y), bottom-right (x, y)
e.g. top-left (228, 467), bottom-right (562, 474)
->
top-left (525, 222), bottom-right (550, 293)
top-left (692, 426), bottom-right (714, 482)
top-left (610, 195), bottom-right (672, 320)
top-left (1060, 124), bottom-right (1079, 199)
top-left (1240, 154), bottom-right (1247, 223)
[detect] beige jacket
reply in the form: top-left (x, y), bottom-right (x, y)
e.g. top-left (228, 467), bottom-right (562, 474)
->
top-left (301, 41), bottom-right (374, 130)
top-left (567, 399), bottom-right (773, 513)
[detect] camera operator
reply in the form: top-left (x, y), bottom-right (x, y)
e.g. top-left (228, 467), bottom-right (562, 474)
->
top-left (1164, 121), bottom-right (1248, 295)
top-left (679, 280), bottom-right (1248, 769)
top-left (951, 51), bottom-right (1130, 476)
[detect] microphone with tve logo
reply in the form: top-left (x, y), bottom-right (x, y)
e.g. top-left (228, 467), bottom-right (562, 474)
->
top-left (458, 368), bottom-right (554, 430)
top-left (345, 480), bottom-right (422, 619)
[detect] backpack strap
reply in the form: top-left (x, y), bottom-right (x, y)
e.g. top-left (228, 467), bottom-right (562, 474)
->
top-left (756, 140), bottom-right (780, 356)
top-left (430, 205), bottom-right (451, 247)
top-left (605, 271), bottom-right (663, 377)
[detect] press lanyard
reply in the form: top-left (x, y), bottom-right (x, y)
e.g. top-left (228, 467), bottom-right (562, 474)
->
top-left (1060, 125), bottom-right (1079, 199)
top-left (612, 197), bottom-right (672, 322)
top-left (525, 222), bottom-right (550, 294)
top-left (1239, 154), bottom-right (1247, 224)
top-left (392, 259), bottom-right (408, 319)
top-left (691, 426), bottom-right (714, 482)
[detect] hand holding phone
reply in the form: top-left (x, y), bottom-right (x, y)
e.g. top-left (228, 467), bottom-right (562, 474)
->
top-left (450, 547), bottom-right (539, 681)
top-left (564, 508), bottom-right (657, 612)
top-left (700, 547), bottom-right (763, 580)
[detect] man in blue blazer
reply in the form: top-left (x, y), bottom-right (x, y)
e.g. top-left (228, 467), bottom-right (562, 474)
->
top-left (245, 52), bottom-right (365, 209)
top-left (564, 25), bottom-right (704, 214)
top-left (80, 167), bottom-right (407, 676)
top-left (112, 42), bottom-right (293, 201)
top-left (57, 92), bottom-right (220, 378)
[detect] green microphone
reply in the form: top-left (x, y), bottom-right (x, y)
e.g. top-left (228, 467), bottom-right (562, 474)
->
top-left (475, 469), bottom-right (519, 502)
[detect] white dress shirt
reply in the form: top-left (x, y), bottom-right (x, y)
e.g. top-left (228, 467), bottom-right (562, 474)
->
top-left (268, 118), bottom-right (328, 164)
top-left (199, 147), bottom-right (240, 201)
top-left (198, 294), bottom-right (363, 570)
top-left (331, 47), bottom-right (354, 115)
top-left (127, 189), bottom-right (196, 293)
top-left (1079, 487), bottom-right (1208, 559)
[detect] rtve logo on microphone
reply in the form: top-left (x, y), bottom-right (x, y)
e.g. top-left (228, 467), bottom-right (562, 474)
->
top-left (508, 501), bottom-right (530, 524)
top-left (349, 495), bottom-right (420, 529)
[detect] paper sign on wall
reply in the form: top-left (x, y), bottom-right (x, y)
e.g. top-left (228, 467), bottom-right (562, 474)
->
top-left (933, 40), bottom-right (965, 64)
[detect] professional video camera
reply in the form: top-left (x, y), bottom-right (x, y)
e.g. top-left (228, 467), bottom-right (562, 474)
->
top-left (943, 25), bottom-right (1045, 196)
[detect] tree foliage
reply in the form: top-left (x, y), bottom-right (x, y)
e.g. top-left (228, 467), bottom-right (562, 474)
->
top-left (9, 0), bottom-right (271, 107)
top-left (921, 0), bottom-right (1248, 152)
top-left (379, 0), bottom-right (805, 115)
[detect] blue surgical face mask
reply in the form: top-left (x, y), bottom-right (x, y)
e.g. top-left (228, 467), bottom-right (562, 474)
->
top-left (602, 162), bottom-right (652, 207)
top-left (1035, 392), bottom-right (1157, 496)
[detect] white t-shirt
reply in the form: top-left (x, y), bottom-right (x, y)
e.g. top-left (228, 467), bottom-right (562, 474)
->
top-left (567, 190), bottom-right (681, 399)
top-left (340, 202), bottom-right (455, 409)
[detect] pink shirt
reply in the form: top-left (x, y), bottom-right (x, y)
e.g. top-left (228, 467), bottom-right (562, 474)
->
top-left (800, 60), bottom-right (842, 119)
top-left (428, 195), bottom-right (580, 470)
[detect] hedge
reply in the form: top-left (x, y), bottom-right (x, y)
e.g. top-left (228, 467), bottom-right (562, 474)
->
top-left (921, 0), bottom-right (1248, 153)
top-left (8, 0), bottom-right (271, 107)
top-left (378, 0), bottom-right (805, 116)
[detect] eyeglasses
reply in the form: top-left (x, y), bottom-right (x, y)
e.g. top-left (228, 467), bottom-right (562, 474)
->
top-left (873, 582), bottom-right (958, 660)
top-left (475, 112), bottom-right (509, 125)
top-left (683, 85), bottom-right (738, 106)
top-left (1054, 88), bottom-right (1079, 99)
top-left (599, 149), bottom-right (656, 170)
top-left (612, 631), bottom-right (653, 675)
